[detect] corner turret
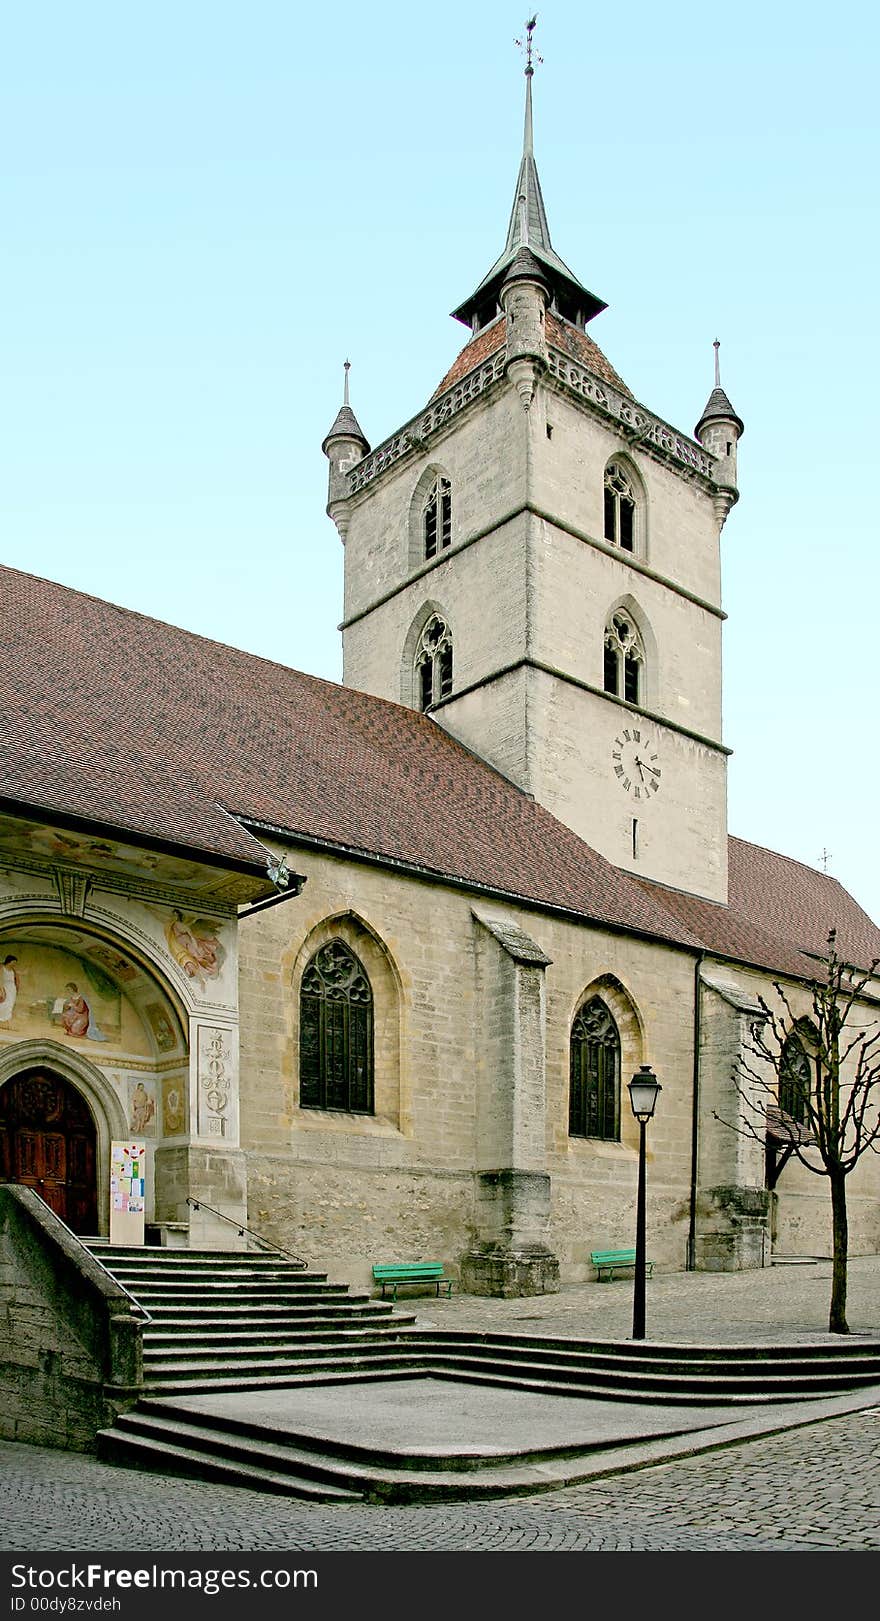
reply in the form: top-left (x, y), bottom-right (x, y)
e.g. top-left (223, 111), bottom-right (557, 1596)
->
top-left (695, 340), bottom-right (744, 528)
top-left (322, 361), bottom-right (370, 543)
top-left (500, 209), bottom-right (550, 409)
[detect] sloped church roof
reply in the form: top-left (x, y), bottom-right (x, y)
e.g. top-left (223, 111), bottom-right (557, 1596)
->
top-left (3, 564), bottom-right (878, 978)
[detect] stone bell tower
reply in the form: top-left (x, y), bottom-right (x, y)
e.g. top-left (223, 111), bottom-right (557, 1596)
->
top-left (322, 30), bottom-right (743, 905)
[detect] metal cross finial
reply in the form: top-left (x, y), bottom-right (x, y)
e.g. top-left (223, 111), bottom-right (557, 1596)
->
top-left (819, 847), bottom-right (832, 874)
top-left (713, 338), bottom-right (721, 387)
top-left (343, 358), bottom-right (351, 406)
top-left (515, 15), bottom-right (542, 76)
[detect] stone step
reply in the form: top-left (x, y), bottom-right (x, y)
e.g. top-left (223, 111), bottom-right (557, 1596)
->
top-left (142, 1348), bottom-right (427, 1384)
top-left (95, 1425), bottom-right (363, 1501)
top-left (85, 1244), bottom-right (315, 1269)
top-left (144, 1316), bottom-right (409, 1340)
top-left (144, 1326), bottom-right (414, 1349)
top-left (414, 1354), bottom-right (880, 1403)
top-left (141, 1306), bottom-right (406, 1328)
top-left (141, 1365), bottom-right (422, 1397)
top-left (102, 1267), bottom-right (329, 1285)
top-left (93, 1399), bottom-right (727, 1504)
top-left (405, 1334), bottom-right (880, 1383)
top-left (432, 1327), bottom-right (880, 1365)
top-left (115, 1287), bottom-right (362, 1305)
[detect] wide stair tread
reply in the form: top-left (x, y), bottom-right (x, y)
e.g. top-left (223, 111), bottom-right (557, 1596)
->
top-left (95, 1425), bottom-right (363, 1501)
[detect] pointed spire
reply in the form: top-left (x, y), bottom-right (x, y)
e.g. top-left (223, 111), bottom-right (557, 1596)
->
top-left (695, 339), bottom-right (744, 440)
top-left (450, 21), bottom-right (605, 331)
top-left (321, 359), bottom-right (369, 457)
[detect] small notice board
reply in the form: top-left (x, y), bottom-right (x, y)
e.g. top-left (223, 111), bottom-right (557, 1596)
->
top-left (109, 1141), bottom-right (146, 1246)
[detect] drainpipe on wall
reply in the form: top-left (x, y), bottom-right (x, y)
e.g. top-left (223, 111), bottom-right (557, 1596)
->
top-left (686, 952), bottom-right (705, 1271)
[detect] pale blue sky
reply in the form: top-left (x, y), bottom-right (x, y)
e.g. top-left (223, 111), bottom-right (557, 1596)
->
top-left (2, 1), bottom-right (878, 926)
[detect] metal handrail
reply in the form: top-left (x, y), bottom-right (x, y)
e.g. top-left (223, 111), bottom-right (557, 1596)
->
top-left (84, 1244), bottom-right (154, 1323)
top-left (21, 1187), bottom-right (153, 1323)
top-left (185, 1197), bottom-right (308, 1269)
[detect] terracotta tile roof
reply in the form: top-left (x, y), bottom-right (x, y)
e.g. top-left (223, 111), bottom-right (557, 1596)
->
top-left (0, 564), bottom-right (697, 946)
top-left (431, 311), bottom-right (632, 401)
top-left (637, 840), bottom-right (880, 979)
top-left (5, 562), bottom-right (877, 981)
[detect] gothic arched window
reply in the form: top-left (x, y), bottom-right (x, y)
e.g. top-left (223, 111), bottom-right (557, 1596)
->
top-left (604, 461), bottom-right (639, 553)
top-left (423, 475), bottom-right (452, 560)
top-left (603, 611), bottom-right (644, 705)
top-left (415, 614), bottom-right (453, 710)
top-left (569, 997), bottom-right (620, 1140)
top-left (779, 1030), bottom-right (811, 1126)
top-left (300, 941), bottom-right (374, 1114)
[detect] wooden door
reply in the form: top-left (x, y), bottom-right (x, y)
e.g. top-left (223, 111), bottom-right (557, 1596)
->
top-left (0, 1069), bottom-right (98, 1234)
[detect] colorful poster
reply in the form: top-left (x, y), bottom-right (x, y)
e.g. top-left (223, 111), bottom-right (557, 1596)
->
top-left (109, 1140), bottom-right (146, 1245)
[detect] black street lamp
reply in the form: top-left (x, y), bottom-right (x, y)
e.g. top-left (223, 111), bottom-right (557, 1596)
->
top-left (627, 1065), bottom-right (662, 1341)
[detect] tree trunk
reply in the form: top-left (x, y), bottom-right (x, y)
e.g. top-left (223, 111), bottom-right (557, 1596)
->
top-left (828, 1171), bottom-right (849, 1334)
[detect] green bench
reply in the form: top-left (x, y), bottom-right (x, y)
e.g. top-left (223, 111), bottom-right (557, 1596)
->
top-left (372, 1262), bottom-right (453, 1301)
top-left (591, 1247), bottom-right (653, 1282)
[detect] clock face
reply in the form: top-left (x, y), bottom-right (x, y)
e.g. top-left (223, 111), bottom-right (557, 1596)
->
top-left (611, 727), bottom-right (661, 800)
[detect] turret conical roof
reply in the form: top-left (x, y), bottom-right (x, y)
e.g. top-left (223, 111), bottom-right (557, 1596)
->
top-left (695, 343), bottom-right (744, 440)
top-left (321, 363), bottom-right (370, 457)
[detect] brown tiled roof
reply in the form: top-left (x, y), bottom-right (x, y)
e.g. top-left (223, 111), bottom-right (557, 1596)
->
top-left (0, 564), bottom-right (697, 946)
top-left (637, 840), bottom-right (880, 979)
top-left (431, 311), bottom-right (632, 401)
top-left (5, 563), bottom-right (877, 980)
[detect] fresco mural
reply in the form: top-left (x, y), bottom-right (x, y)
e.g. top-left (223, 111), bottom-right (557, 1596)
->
top-left (0, 933), bottom-right (182, 1062)
top-left (0, 956), bottom-right (20, 1024)
top-left (163, 911), bottom-right (226, 987)
top-left (0, 818), bottom-right (205, 885)
top-left (145, 1001), bottom-right (178, 1053)
top-left (129, 1080), bottom-right (157, 1136)
top-left (162, 1077), bottom-right (186, 1135)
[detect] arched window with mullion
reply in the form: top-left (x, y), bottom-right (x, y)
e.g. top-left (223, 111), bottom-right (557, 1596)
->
top-left (415, 613), bottom-right (453, 710)
top-left (423, 476), bottom-right (452, 559)
top-left (603, 611), bottom-right (644, 706)
top-left (569, 997), bottom-right (620, 1140)
top-left (300, 941), bottom-right (374, 1114)
top-left (604, 461), bottom-right (638, 553)
top-left (779, 1030), bottom-right (811, 1126)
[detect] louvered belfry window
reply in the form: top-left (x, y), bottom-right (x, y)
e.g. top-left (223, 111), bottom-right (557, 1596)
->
top-left (299, 941), bottom-right (374, 1113)
top-left (569, 997), bottom-right (620, 1140)
top-left (423, 476), bottom-right (452, 559)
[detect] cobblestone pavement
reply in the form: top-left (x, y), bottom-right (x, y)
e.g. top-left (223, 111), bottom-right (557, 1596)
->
top-left (2, 1403), bottom-right (878, 1553)
top-left (409, 1255), bottom-right (880, 1343)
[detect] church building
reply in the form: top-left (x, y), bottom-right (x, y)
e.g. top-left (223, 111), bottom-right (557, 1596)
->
top-left (1, 45), bottom-right (878, 1297)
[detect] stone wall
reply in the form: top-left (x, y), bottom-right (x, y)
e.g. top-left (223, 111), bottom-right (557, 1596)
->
top-left (239, 845), bottom-right (702, 1291)
top-left (0, 1185), bottom-right (142, 1450)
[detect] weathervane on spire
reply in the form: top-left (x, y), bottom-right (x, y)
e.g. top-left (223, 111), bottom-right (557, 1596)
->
top-left (515, 15), bottom-right (542, 76)
top-left (713, 338), bottom-right (721, 387)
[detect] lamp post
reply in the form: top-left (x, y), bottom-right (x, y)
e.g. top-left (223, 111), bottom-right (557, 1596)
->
top-left (627, 1065), bottom-right (662, 1341)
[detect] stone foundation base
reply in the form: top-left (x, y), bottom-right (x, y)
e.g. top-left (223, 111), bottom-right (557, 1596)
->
top-left (460, 1248), bottom-right (560, 1298)
top-left (695, 1184), bottom-right (770, 1271)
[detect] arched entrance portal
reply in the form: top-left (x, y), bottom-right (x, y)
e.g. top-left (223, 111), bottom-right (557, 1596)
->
top-left (0, 1067), bottom-right (98, 1234)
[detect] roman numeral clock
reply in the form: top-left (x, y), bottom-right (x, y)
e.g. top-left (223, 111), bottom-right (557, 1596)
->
top-left (611, 728), bottom-right (662, 800)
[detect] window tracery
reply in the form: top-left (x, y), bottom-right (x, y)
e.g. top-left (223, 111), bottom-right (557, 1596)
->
top-left (779, 1029), bottom-right (812, 1126)
top-left (603, 611), bottom-right (644, 705)
top-left (569, 996), bottom-right (620, 1140)
top-left (299, 940), bottom-right (374, 1114)
top-left (423, 475), bottom-right (452, 560)
top-left (603, 461), bottom-right (638, 552)
top-left (415, 614), bottom-right (453, 710)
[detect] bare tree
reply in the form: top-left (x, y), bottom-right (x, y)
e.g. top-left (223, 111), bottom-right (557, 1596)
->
top-left (717, 931), bottom-right (880, 1334)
